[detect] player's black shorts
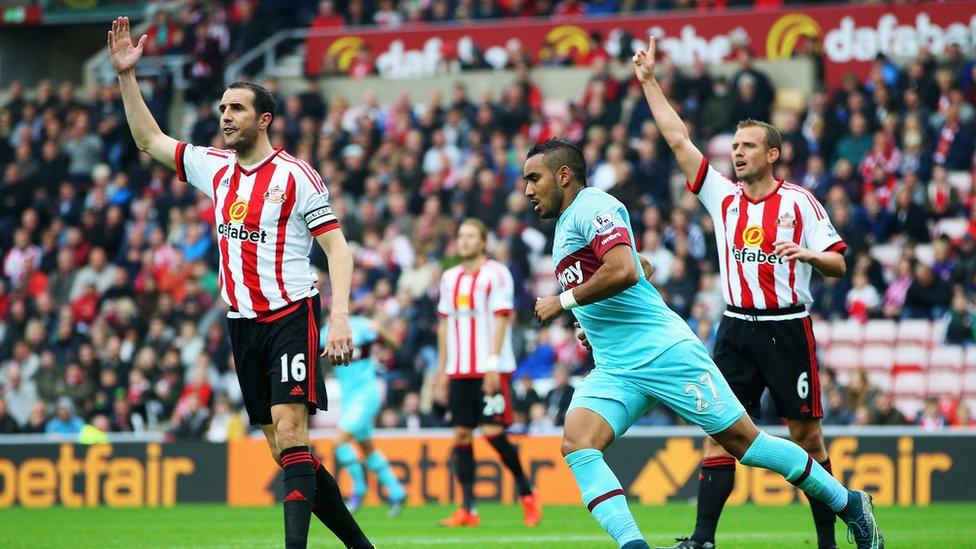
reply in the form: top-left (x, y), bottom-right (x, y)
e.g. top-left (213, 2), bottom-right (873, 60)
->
top-left (228, 296), bottom-right (328, 425)
top-left (448, 374), bottom-right (514, 428)
top-left (712, 305), bottom-right (823, 420)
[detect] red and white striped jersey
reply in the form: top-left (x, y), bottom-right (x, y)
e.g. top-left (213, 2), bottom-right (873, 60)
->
top-left (175, 143), bottom-right (340, 319)
top-left (437, 259), bottom-right (517, 378)
top-left (688, 158), bottom-right (846, 310)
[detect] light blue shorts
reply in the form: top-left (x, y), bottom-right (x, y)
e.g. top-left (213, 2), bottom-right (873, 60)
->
top-left (568, 339), bottom-right (745, 438)
top-left (338, 388), bottom-right (381, 441)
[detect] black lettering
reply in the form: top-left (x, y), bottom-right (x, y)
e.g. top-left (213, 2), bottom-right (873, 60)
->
top-left (475, 460), bottom-right (502, 503)
top-left (419, 444), bottom-right (437, 504)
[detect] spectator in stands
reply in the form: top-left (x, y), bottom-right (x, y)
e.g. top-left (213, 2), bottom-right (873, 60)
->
top-left (2, 363), bottom-right (36, 427)
top-left (0, 396), bottom-right (19, 433)
top-left (845, 369), bottom-right (877, 412)
top-left (869, 393), bottom-right (907, 426)
top-left (543, 365), bottom-right (574, 427)
top-left (832, 112), bottom-right (872, 168)
top-left (916, 397), bottom-right (948, 431)
top-left (45, 396), bottom-right (84, 435)
top-left (953, 402), bottom-right (974, 429)
top-left (904, 263), bottom-right (952, 319)
top-left (846, 271), bottom-right (881, 323)
top-left (890, 185), bottom-right (931, 243)
top-left (528, 401), bottom-right (557, 434)
top-left (206, 394), bottom-right (243, 443)
top-left (881, 258), bottom-right (914, 318)
top-left (822, 388), bottom-right (853, 426)
top-left (512, 373), bottom-right (542, 416)
top-left (943, 290), bottom-right (976, 345)
top-left (168, 393), bottom-right (209, 440)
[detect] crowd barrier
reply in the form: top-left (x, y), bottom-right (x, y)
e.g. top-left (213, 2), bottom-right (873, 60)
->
top-left (1, 427), bottom-right (972, 508)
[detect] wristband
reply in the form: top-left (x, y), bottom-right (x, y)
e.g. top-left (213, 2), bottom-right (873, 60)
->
top-left (559, 289), bottom-right (579, 310)
top-left (484, 355), bottom-right (500, 373)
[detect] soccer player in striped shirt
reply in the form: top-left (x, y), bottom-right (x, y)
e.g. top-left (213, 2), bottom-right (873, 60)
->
top-left (631, 38), bottom-right (882, 549)
top-left (433, 219), bottom-right (543, 528)
top-left (525, 134), bottom-right (881, 549)
top-left (109, 17), bottom-right (371, 549)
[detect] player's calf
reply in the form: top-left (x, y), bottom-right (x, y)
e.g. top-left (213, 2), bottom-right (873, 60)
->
top-left (563, 407), bottom-right (645, 547)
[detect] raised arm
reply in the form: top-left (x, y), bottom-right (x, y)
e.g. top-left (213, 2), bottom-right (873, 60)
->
top-left (108, 16), bottom-right (178, 168)
top-left (633, 37), bottom-right (705, 184)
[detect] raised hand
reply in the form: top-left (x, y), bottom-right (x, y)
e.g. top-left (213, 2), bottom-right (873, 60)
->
top-left (107, 16), bottom-right (147, 74)
top-left (632, 36), bottom-right (657, 84)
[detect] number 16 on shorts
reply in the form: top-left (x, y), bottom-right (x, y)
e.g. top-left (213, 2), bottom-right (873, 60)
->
top-left (280, 353), bottom-right (307, 382)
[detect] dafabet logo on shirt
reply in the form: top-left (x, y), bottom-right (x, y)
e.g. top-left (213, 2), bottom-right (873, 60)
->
top-left (228, 200), bottom-right (248, 223)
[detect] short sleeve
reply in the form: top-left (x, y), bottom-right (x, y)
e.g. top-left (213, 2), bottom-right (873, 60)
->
top-left (798, 192), bottom-right (846, 255)
top-left (580, 202), bottom-right (633, 261)
top-left (687, 158), bottom-right (736, 217)
top-left (175, 142), bottom-right (229, 199)
top-left (437, 273), bottom-right (452, 317)
top-left (487, 264), bottom-right (514, 315)
top-left (293, 163), bottom-right (340, 237)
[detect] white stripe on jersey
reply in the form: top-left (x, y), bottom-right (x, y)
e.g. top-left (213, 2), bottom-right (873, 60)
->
top-left (437, 259), bottom-right (516, 377)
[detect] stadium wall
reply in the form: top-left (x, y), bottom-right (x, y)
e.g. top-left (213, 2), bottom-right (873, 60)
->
top-left (1, 429), bottom-right (973, 508)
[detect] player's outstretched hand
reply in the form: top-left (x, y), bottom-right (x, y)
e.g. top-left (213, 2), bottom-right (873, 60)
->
top-left (773, 240), bottom-right (814, 263)
top-left (632, 36), bottom-right (657, 84)
top-left (534, 295), bottom-right (563, 325)
top-left (108, 16), bottom-right (147, 74)
top-left (574, 322), bottom-right (591, 350)
top-left (325, 314), bottom-right (354, 366)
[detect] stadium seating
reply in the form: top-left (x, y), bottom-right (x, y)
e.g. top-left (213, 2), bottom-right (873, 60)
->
top-left (862, 320), bottom-right (897, 345)
top-left (816, 317), bottom-right (976, 421)
top-left (892, 372), bottom-right (927, 398)
top-left (929, 346), bottom-right (965, 372)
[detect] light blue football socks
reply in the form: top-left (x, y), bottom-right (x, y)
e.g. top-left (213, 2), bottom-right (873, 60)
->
top-left (335, 443), bottom-right (367, 497)
top-left (565, 448), bottom-right (644, 547)
top-left (365, 450), bottom-right (406, 502)
top-left (741, 431), bottom-right (848, 512)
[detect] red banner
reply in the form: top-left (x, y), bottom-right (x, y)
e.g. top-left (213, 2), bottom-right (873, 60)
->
top-left (305, 1), bottom-right (976, 88)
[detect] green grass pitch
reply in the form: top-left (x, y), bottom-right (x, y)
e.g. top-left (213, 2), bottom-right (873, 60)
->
top-left (1, 503), bottom-right (973, 547)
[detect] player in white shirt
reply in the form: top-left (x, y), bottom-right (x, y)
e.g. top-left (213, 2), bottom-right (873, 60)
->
top-left (108, 17), bottom-right (370, 549)
top-left (433, 219), bottom-right (542, 528)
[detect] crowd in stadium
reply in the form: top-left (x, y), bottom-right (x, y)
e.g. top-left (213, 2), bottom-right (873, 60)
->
top-left (1, 0), bottom-right (976, 440)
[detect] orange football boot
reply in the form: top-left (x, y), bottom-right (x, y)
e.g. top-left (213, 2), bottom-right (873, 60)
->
top-left (521, 492), bottom-right (543, 527)
top-left (439, 507), bottom-right (480, 527)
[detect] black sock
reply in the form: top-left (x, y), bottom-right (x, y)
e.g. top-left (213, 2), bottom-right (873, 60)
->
top-left (810, 458), bottom-right (838, 548)
top-left (692, 457), bottom-right (736, 544)
top-left (280, 446), bottom-right (316, 549)
top-left (487, 433), bottom-right (533, 497)
top-left (308, 453), bottom-right (372, 549)
top-left (452, 443), bottom-right (475, 510)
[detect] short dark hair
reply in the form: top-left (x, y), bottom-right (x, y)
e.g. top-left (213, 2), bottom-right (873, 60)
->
top-left (227, 81), bottom-right (276, 124)
top-left (736, 119), bottom-right (782, 152)
top-left (526, 138), bottom-right (587, 186)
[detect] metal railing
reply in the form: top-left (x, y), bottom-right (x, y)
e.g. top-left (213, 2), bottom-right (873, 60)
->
top-left (223, 28), bottom-right (309, 86)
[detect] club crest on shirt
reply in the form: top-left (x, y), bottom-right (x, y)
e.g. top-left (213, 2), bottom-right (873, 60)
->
top-left (591, 213), bottom-right (615, 236)
top-left (262, 185), bottom-right (286, 204)
top-left (777, 212), bottom-right (796, 229)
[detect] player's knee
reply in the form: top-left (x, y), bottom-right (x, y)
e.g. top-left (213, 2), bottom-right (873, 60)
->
top-left (454, 428), bottom-right (473, 444)
top-left (273, 416), bottom-right (306, 448)
top-left (560, 433), bottom-right (595, 457)
top-left (793, 429), bottom-right (825, 455)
